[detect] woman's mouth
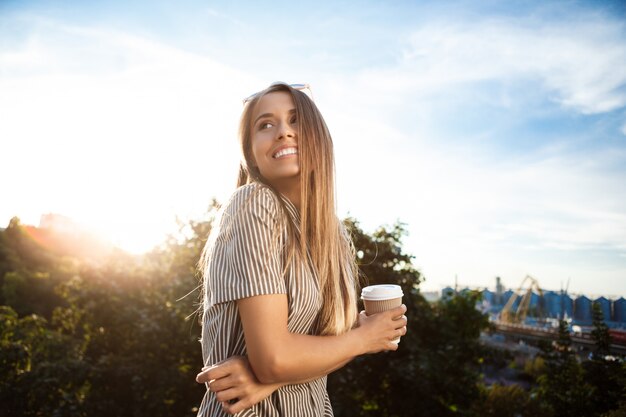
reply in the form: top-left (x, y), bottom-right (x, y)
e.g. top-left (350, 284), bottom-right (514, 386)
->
top-left (273, 147), bottom-right (298, 159)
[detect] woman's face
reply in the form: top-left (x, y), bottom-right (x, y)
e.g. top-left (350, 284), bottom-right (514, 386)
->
top-left (249, 91), bottom-right (300, 192)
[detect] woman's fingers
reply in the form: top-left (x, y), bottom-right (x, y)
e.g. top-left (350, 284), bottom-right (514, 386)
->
top-left (385, 328), bottom-right (403, 342)
top-left (196, 355), bottom-right (275, 414)
top-left (393, 314), bottom-right (407, 322)
top-left (215, 387), bottom-right (241, 403)
top-left (388, 304), bottom-right (407, 319)
top-left (196, 355), bottom-right (249, 384)
top-left (196, 366), bottom-right (230, 384)
top-left (197, 363), bottom-right (232, 383)
top-left (208, 375), bottom-right (236, 392)
top-left (222, 398), bottom-right (251, 415)
top-left (196, 367), bottom-right (215, 384)
top-left (393, 316), bottom-right (408, 330)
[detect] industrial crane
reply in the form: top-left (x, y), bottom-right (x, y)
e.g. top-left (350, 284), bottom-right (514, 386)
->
top-left (499, 275), bottom-right (544, 324)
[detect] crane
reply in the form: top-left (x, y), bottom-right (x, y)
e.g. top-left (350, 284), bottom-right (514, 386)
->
top-left (499, 275), bottom-right (544, 324)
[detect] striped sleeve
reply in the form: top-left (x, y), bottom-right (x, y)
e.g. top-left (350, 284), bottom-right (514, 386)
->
top-left (209, 185), bottom-right (287, 304)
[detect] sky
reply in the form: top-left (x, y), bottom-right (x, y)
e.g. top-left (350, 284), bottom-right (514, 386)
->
top-left (1, 0), bottom-right (626, 297)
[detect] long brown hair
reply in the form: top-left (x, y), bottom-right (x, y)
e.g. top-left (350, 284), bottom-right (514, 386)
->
top-left (237, 83), bottom-right (359, 335)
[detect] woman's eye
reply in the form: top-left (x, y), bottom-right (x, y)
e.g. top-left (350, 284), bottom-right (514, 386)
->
top-left (290, 116), bottom-right (297, 124)
top-left (259, 122), bottom-right (273, 130)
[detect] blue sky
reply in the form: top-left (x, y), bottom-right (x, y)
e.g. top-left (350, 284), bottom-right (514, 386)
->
top-left (1, 0), bottom-right (626, 297)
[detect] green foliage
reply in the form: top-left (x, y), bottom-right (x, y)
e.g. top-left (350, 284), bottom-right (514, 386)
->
top-left (591, 301), bottom-right (611, 357)
top-left (328, 219), bottom-right (490, 417)
top-left (523, 355), bottom-right (546, 380)
top-left (471, 384), bottom-right (550, 417)
top-left (0, 206), bottom-right (218, 417)
top-left (3, 217), bottom-right (56, 271)
top-left (0, 305), bottom-right (89, 417)
top-left (0, 217), bottom-right (69, 317)
top-left (2, 208), bottom-right (625, 417)
top-left (584, 303), bottom-right (626, 415)
top-left (604, 401), bottom-right (626, 417)
top-left (536, 320), bottom-right (594, 417)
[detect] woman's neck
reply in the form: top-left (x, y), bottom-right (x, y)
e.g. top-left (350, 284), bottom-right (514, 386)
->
top-left (273, 178), bottom-right (301, 212)
top-left (278, 188), bottom-right (300, 212)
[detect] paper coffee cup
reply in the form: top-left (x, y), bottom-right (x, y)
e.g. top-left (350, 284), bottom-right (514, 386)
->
top-left (361, 284), bottom-right (404, 344)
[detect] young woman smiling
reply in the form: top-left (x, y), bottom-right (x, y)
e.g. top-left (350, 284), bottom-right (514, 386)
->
top-left (195, 82), bottom-right (407, 416)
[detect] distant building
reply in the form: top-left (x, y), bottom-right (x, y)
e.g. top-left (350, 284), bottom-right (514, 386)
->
top-left (539, 291), bottom-right (574, 319)
top-left (594, 296), bottom-right (611, 322)
top-left (495, 277), bottom-right (504, 306)
top-left (542, 291), bottom-right (561, 318)
top-left (574, 296), bottom-right (592, 323)
top-left (562, 294), bottom-right (574, 319)
top-left (459, 288), bottom-right (472, 297)
top-left (443, 278), bottom-right (620, 325)
top-left (442, 287), bottom-right (454, 299)
top-left (526, 291), bottom-right (540, 316)
top-left (527, 291), bottom-right (539, 307)
top-left (482, 289), bottom-right (495, 305)
top-left (613, 298), bottom-right (626, 323)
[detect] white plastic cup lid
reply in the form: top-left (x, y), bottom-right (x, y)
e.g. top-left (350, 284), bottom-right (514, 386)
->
top-left (361, 284), bottom-right (403, 301)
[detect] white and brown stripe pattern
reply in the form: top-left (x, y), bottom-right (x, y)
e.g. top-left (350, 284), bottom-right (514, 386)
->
top-left (198, 182), bottom-right (333, 417)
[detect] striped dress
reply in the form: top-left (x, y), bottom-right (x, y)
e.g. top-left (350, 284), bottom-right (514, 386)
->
top-left (198, 182), bottom-right (333, 417)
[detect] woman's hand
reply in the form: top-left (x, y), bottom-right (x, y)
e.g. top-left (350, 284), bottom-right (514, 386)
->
top-left (355, 304), bottom-right (407, 354)
top-left (196, 356), bottom-right (280, 415)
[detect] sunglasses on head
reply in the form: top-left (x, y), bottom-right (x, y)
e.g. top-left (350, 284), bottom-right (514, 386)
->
top-left (242, 82), bottom-right (313, 105)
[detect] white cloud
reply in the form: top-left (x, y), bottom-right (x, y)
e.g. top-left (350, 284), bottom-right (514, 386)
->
top-left (309, 10), bottom-right (626, 294)
top-left (328, 103), bottom-right (626, 293)
top-left (355, 15), bottom-right (626, 115)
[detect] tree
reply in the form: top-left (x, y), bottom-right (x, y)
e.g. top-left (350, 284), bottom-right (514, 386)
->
top-left (536, 320), bottom-right (593, 417)
top-left (591, 301), bottom-right (611, 358)
top-left (0, 305), bottom-right (90, 417)
top-left (1, 208), bottom-right (493, 417)
top-left (328, 219), bottom-right (490, 417)
top-left (583, 302), bottom-right (626, 415)
top-left (471, 384), bottom-right (550, 417)
top-left (603, 400), bottom-right (626, 417)
top-left (0, 206), bottom-right (218, 417)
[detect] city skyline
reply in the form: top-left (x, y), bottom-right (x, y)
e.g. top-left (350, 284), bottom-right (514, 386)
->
top-left (440, 279), bottom-right (626, 301)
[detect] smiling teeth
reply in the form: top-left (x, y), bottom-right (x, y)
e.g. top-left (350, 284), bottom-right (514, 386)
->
top-left (273, 148), bottom-right (298, 158)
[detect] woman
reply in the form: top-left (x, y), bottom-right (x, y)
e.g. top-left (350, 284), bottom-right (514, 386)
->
top-left (196, 82), bottom-right (407, 416)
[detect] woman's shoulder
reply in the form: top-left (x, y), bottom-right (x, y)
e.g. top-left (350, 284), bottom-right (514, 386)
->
top-left (222, 182), bottom-right (281, 222)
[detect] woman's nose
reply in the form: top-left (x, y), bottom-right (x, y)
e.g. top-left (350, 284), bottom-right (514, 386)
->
top-left (277, 122), bottom-right (295, 140)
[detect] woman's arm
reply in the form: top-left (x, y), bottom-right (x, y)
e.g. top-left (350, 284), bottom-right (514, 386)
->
top-left (196, 304), bottom-right (406, 415)
top-left (196, 354), bottom-right (349, 415)
top-left (196, 356), bottom-right (280, 415)
top-left (238, 294), bottom-right (406, 384)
